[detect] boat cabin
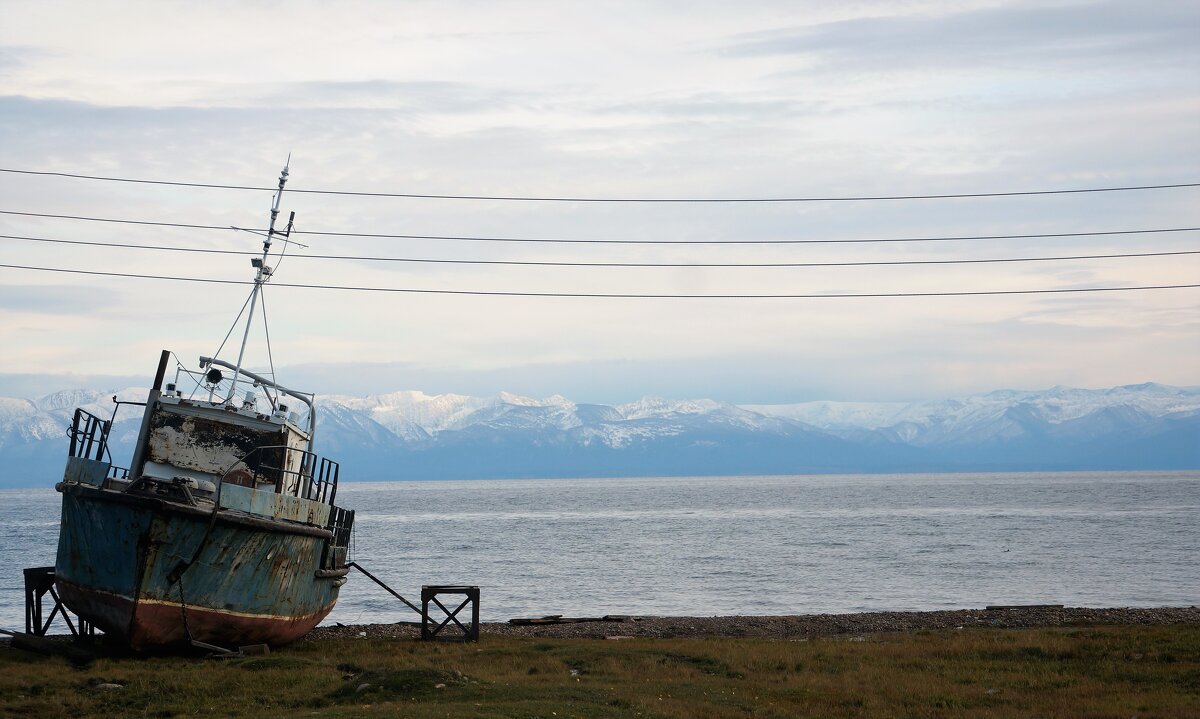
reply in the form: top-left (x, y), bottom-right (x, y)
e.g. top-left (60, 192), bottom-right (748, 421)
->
top-left (63, 351), bottom-right (345, 530)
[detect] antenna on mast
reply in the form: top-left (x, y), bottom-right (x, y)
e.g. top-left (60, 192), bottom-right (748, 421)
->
top-left (224, 160), bottom-right (293, 404)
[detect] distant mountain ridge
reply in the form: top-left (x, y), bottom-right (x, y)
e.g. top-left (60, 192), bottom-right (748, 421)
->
top-left (1, 383), bottom-right (1197, 488)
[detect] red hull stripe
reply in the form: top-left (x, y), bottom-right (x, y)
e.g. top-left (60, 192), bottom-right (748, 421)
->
top-left (57, 579), bottom-right (332, 650)
top-left (130, 598), bottom-right (333, 649)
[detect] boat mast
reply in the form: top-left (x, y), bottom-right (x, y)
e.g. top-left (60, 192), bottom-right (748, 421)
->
top-left (225, 159), bottom-right (290, 404)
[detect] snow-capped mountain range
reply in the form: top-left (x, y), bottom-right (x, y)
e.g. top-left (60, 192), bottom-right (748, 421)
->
top-left (2, 383), bottom-right (1197, 487)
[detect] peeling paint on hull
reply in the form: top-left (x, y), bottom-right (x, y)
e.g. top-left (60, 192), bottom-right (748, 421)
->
top-left (55, 483), bottom-right (342, 651)
top-left (56, 579), bottom-right (333, 650)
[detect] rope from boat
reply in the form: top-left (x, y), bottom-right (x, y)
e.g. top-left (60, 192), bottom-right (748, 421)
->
top-left (177, 574), bottom-right (194, 646)
top-left (176, 449), bottom-right (244, 576)
top-left (163, 456), bottom-right (232, 647)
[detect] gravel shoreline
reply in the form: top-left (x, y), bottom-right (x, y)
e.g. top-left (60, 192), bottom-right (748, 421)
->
top-left (303, 606), bottom-right (1200, 642)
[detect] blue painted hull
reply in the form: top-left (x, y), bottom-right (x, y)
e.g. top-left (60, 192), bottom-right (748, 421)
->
top-left (55, 483), bottom-right (344, 650)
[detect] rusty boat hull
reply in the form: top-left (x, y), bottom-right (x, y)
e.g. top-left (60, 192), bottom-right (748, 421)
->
top-left (51, 172), bottom-right (356, 652)
top-left (55, 479), bottom-right (347, 651)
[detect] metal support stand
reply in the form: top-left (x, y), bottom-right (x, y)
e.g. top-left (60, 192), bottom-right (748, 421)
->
top-left (24, 567), bottom-right (93, 638)
top-left (421, 585), bottom-right (479, 642)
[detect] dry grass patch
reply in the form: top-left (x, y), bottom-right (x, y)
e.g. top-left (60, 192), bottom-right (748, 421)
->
top-left (0, 624), bottom-right (1196, 718)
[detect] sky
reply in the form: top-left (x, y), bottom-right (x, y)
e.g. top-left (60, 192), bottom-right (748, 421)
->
top-left (0, 0), bottom-right (1197, 404)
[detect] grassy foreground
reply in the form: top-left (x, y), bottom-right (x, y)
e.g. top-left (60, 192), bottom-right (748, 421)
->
top-left (2, 625), bottom-right (1197, 718)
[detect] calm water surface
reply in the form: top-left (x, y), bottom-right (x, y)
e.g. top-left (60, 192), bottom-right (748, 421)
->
top-left (1, 471), bottom-right (1196, 629)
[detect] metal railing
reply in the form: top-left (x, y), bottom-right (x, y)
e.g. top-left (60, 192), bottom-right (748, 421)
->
top-left (66, 409), bottom-right (131, 480)
top-left (223, 445), bottom-right (341, 504)
top-left (172, 364), bottom-right (314, 435)
top-left (67, 408), bottom-right (110, 463)
top-left (328, 505), bottom-right (355, 548)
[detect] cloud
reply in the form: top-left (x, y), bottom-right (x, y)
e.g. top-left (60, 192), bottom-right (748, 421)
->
top-left (0, 77), bottom-right (527, 114)
top-left (0, 372), bottom-right (146, 397)
top-left (0, 284), bottom-right (121, 315)
top-left (721, 1), bottom-right (1200, 71)
top-left (276, 80), bottom-right (535, 112)
top-left (591, 92), bottom-right (829, 121)
top-left (0, 45), bottom-right (48, 73)
top-left (0, 1), bottom-right (1197, 403)
top-left (244, 292), bottom-right (1200, 405)
top-left (96, 79), bottom-right (540, 113)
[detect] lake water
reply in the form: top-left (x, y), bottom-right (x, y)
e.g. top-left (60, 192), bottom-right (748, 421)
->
top-left (1, 471), bottom-right (1197, 630)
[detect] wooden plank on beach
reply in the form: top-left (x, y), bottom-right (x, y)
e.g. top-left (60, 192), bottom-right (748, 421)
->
top-left (8, 632), bottom-right (95, 665)
top-left (508, 615), bottom-right (641, 625)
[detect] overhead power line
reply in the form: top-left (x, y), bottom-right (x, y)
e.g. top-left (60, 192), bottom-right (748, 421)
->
top-left (2, 167), bottom-right (1198, 203)
top-left (3, 209), bottom-right (1198, 246)
top-left (0, 209), bottom-right (246, 233)
top-left (2, 233), bottom-right (1197, 269)
top-left (291, 226), bottom-right (1200, 246)
top-left (1, 262), bottom-right (1196, 299)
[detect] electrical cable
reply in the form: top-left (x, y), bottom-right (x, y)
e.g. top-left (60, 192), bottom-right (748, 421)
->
top-left (1, 233), bottom-right (1196, 268)
top-left (2, 209), bottom-right (1197, 246)
top-left (2, 167), bottom-right (1198, 202)
top-left (0, 262), bottom-right (1196, 299)
top-left (0, 209), bottom-right (241, 232)
top-left (291, 226), bottom-right (1200, 245)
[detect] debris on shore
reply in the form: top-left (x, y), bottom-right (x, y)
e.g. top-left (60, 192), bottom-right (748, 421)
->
top-left (303, 605), bottom-right (1199, 642)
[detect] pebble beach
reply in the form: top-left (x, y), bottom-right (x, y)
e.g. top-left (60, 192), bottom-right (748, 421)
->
top-left (304, 605), bottom-right (1200, 642)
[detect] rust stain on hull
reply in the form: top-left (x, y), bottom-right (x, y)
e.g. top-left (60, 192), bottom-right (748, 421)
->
top-left (54, 344), bottom-right (355, 653)
top-left (57, 579), bottom-right (332, 651)
top-left (56, 483), bottom-right (346, 651)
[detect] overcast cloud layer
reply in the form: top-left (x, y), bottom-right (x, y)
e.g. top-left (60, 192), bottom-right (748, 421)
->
top-left (1, 0), bottom-right (1197, 403)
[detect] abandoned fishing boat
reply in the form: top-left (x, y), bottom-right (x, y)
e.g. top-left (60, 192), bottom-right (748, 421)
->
top-left (53, 164), bottom-right (355, 651)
